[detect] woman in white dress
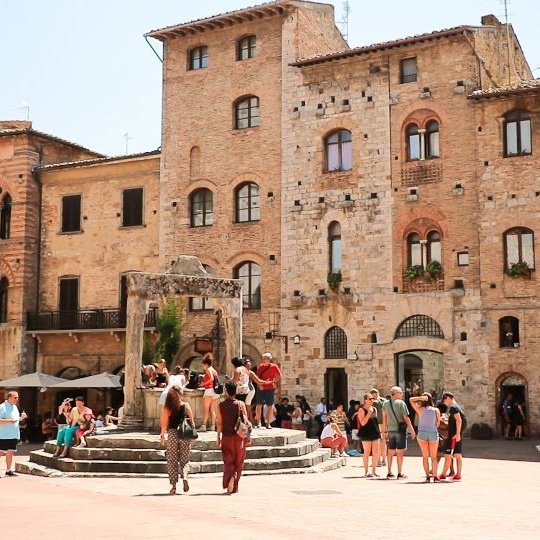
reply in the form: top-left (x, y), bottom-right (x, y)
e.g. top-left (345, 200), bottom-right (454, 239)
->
top-left (158, 366), bottom-right (187, 406)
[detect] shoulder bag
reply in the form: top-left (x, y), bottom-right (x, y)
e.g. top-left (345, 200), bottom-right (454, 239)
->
top-left (389, 399), bottom-right (407, 435)
top-left (213, 374), bottom-right (224, 395)
top-left (234, 402), bottom-right (252, 439)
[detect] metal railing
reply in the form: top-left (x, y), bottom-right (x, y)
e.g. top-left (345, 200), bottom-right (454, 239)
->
top-left (26, 307), bottom-right (158, 331)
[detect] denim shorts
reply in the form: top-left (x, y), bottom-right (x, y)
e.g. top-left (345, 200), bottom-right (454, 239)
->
top-left (387, 431), bottom-right (407, 450)
top-left (417, 430), bottom-right (438, 442)
top-left (255, 388), bottom-right (275, 405)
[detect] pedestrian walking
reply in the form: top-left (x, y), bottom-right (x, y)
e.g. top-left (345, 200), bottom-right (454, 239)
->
top-left (382, 386), bottom-right (416, 479)
top-left (0, 391), bottom-right (25, 476)
top-left (160, 385), bottom-right (195, 495)
top-left (217, 382), bottom-right (250, 494)
top-left (409, 392), bottom-right (440, 481)
top-left (439, 392), bottom-right (465, 481)
top-left (357, 394), bottom-right (381, 477)
top-left (370, 388), bottom-right (387, 466)
top-left (254, 353), bottom-right (282, 429)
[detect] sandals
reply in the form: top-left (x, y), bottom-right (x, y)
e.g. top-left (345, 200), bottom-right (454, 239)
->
top-left (183, 479), bottom-right (189, 493)
top-left (169, 485), bottom-right (176, 495)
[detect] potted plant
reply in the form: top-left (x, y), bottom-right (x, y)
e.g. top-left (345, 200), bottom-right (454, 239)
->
top-left (327, 271), bottom-right (342, 291)
top-left (506, 261), bottom-right (532, 278)
top-left (405, 265), bottom-right (423, 280)
top-left (425, 260), bottom-right (442, 280)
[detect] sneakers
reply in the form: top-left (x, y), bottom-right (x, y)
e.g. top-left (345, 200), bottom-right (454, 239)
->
top-left (199, 425), bottom-right (207, 432)
top-left (339, 452), bottom-right (347, 457)
top-left (386, 472), bottom-right (395, 479)
top-left (397, 473), bottom-right (407, 479)
top-left (5, 470), bottom-right (16, 477)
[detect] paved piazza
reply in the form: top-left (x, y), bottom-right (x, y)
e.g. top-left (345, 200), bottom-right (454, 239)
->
top-left (3, 441), bottom-right (539, 539)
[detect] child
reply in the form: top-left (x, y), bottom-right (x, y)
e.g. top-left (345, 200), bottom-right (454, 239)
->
top-left (75, 408), bottom-right (95, 448)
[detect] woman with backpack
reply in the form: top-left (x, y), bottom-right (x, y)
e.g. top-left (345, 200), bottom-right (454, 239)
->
top-left (160, 385), bottom-right (195, 495)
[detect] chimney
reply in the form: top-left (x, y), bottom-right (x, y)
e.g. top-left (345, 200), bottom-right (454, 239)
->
top-left (481, 14), bottom-right (502, 26)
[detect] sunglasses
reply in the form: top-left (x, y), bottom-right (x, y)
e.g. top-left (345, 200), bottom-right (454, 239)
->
top-left (366, 397), bottom-right (374, 400)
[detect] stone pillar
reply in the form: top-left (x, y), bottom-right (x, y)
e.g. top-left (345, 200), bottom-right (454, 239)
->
top-left (120, 284), bottom-right (149, 431)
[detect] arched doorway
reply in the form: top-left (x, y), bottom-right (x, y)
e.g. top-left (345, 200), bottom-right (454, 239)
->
top-left (395, 350), bottom-right (444, 401)
top-left (496, 372), bottom-right (528, 437)
top-left (324, 368), bottom-right (348, 410)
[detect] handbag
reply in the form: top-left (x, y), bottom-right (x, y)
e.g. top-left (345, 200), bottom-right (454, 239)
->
top-left (235, 404), bottom-right (252, 439)
top-left (389, 399), bottom-right (407, 435)
top-left (176, 406), bottom-right (198, 440)
top-left (213, 375), bottom-right (224, 395)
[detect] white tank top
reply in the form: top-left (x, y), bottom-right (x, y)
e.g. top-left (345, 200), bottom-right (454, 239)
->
top-left (321, 424), bottom-right (335, 439)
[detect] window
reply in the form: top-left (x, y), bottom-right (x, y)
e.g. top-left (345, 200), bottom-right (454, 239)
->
top-left (61, 195), bottom-right (81, 233)
top-left (235, 96), bottom-right (260, 129)
top-left (189, 265), bottom-right (213, 311)
top-left (58, 276), bottom-right (79, 329)
top-left (400, 57), bottom-right (417, 83)
top-left (190, 188), bottom-right (213, 227)
top-left (324, 130), bottom-right (352, 172)
top-left (237, 35), bottom-right (256, 60)
top-left (457, 252), bottom-right (469, 266)
top-left (324, 326), bottom-right (347, 359)
top-left (189, 46), bottom-right (208, 70)
top-left (504, 110), bottom-right (531, 156)
top-left (234, 261), bottom-right (261, 309)
top-left (235, 182), bottom-right (260, 223)
top-left (504, 227), bottom-right (535, 270)
top-left (122, 188), bottom-right (143, 227)
top-left (427, 231), bottom-right (441, 263)
top-left (328, 221), bottom-right (342, 272)
top-left (499, 316), bottom-right (520, 348)
top-left (426, 121), bottom-right (440, 158)
top-left (407, 233), bottom-right (422, 266)
top-left (395, 315), bottom-right (444, 339)
top-left (0, 194), bottom-right (12, 239)
top-left (406, 124), bottom-right (421, 160)
top-left (0, 277), bottom-right (8, 323)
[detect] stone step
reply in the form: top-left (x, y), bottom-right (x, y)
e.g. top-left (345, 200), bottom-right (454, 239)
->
top-left (82, 428), bottom-right (306, 450)
top-left (17, 455), bottom-right (347, 478)
top-left (43, 438), bottom-right (320, 462)
top-left (29, 447), bottom-right (334, 474)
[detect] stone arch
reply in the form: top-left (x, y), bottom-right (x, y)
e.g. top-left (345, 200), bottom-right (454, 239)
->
top-left (227, 171), bottom-right (263, 188)
top-left (189, 146), bottom-right (201, 179)
top-left (0, 258), bottom-right (16, 286)
top-left (0, 173), bottom-right (17, 199)
top-left (324, 325), bottom-right (347, 359)
top-left (395, 314), bottom-right (444, 339)
top-left (241, 340), bottom-right (262, 364)
top-left (495, 371), bottom-right (529, 435)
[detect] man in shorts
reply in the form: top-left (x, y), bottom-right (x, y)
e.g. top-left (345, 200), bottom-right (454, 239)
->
top-left (439, 391), bottom-right (465, 481)
top-left (382, 386), bottom-right (416, 479)
top-left (370, 388), bottom-right (387, 466)
top-left (254, 353), bottom-right (282, 429)
top-left (0, 391), bottom-right (24, 476)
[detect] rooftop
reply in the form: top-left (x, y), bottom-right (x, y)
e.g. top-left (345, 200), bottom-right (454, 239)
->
top-left (468, 79), bottom-right (540, 100)
top-left (34, 150), bottom-right (161, 172)
top-left (291, 25), bottom-right (475, 67)
top-left (146, 0), bottom-right (294, 41)
top-left (0, 124), bottom-right (102, 156)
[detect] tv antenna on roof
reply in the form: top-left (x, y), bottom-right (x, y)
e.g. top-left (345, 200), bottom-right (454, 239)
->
top-left (15, 101), bottom-right (30, 120)
top-left (338, 0), bottom-right (351, 44)
top-left (500, 0), bottom-right (513, 85)
top-left (122, 132), bottom-right (132, 155)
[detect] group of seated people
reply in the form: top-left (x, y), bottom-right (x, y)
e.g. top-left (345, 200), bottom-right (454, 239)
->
top-left (142, 361), bottom-right (200, 390)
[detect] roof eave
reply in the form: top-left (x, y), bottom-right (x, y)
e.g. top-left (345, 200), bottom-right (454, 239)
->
top-left (145, 2), bottom-right (291, 41)
top-left (468, 87), bottom-right (540, 100)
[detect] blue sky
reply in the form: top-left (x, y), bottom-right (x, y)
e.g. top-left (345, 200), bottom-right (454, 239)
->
top-left (1, 0), bottom-right (538, 156)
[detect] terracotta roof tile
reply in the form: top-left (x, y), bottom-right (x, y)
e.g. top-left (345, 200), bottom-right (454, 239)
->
top-left (468, 79), bottom-right (540, 99)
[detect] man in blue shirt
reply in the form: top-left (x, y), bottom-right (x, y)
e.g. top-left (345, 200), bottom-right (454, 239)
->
top-left (0, 390), bottom-right (23, 476)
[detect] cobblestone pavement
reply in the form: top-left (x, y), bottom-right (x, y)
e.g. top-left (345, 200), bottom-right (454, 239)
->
top-left (2, 440), bottom-right (539, 539)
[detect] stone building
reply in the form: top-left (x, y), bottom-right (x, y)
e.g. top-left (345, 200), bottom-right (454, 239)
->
top-left (1, 1), bottom-right (539, 434)
top-left (0, 121), bottom-right (101, 381)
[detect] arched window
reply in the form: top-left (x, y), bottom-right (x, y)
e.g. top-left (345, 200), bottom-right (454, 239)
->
top-left (0, 277), bottom-right (8, 323)
top-left (237, 35), bottom-right (256, 60)
top-left (235, 182), bottom-right (260, 223)
top-left (427, 230), bottom-right (441, 263)
top-left (190, 146), bottom-right (201, 179)
top-left (504, 110), bottom-right (531, 156)
top-left (425, 121), bottom-right (440, 158)
top-left (189, 46), bottom-right (208, 70)
top-left (56, 366), bottom-right (86, 380)
top-left (499, 316), bottom-right (520, 348)
top-left (190, 265), bottom-right (213, 311)
top-left (0, 194), bottom-right (12, 240)
top-left (234, 262), bottom-right (261, 309)
top-left (406, 124), bottom-right (421, 160)
top-left (504, 227), bottom-right (535, 270)
top-left (407, 232), bottom-right (422, 266)
top-left (190, 188), bottom-right (213, 227)
top-left (235, 96), bottom-right (260, 129)
top-left (324, 130), bottom-right (352, 172)
top-left (324, 326), bottom-right (347, 359)
top-left (328, 221), bottom-right (342, 272)
top-left (395, 315), bottom-right (444, 339)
